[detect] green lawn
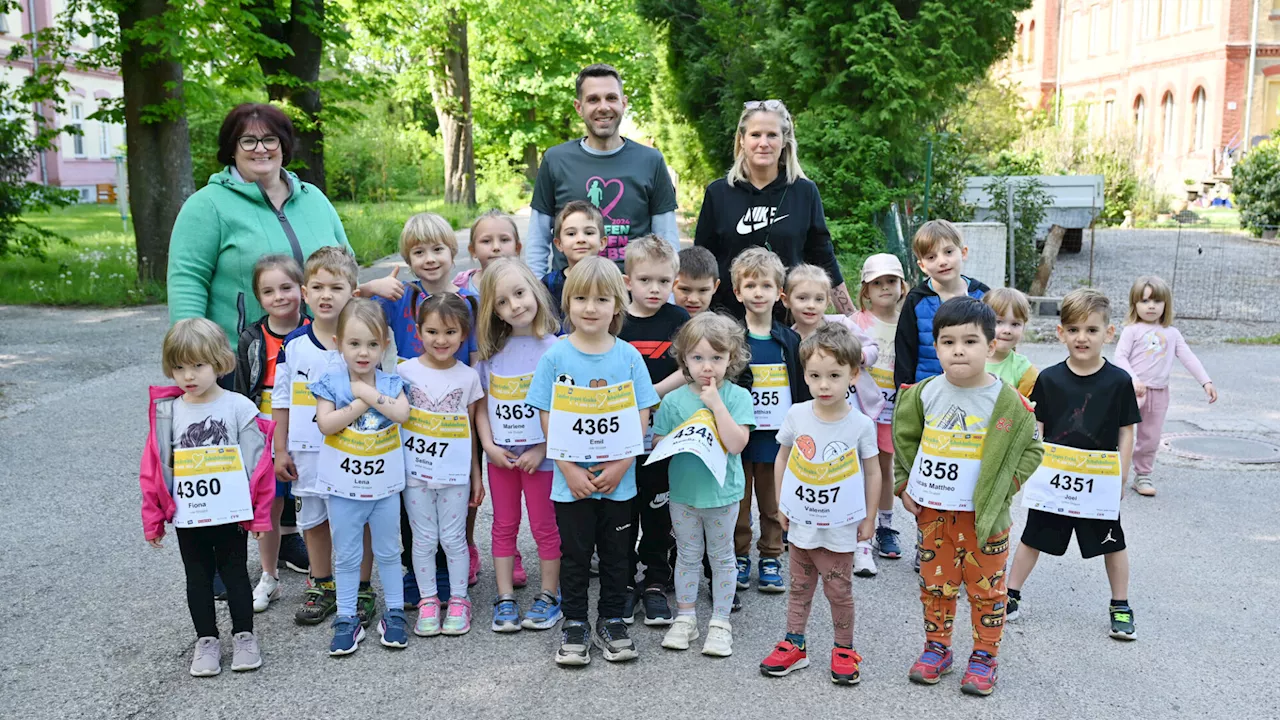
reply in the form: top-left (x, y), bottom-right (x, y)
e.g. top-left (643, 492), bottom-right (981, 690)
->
top-left (333, 196), bottom-right (483, 265)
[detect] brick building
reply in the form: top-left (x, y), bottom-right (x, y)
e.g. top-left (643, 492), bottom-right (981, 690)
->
top-left (1002, 0), bottom-right (1280, 191)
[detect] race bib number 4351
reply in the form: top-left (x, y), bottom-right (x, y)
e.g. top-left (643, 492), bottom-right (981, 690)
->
top-left (1022, 443), bottom-right (1122, 520)
top-left (546, 381), bottom-right (644, 462)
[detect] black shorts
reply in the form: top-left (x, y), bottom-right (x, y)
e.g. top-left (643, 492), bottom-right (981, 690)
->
top-left (1019, 510), bottom-right (1126, 559)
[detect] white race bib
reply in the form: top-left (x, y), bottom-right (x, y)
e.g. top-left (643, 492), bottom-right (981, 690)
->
top-left (779, 443), bottom-right (866, 528)
top-left (1022, 443), bottom-right (1122, 520)
top-left (750, 364), bottom-right (792, 431)
top-left (906, 426), bottom-right (985, 511)
top-left (172, 445), bottom-right (254, 527)
top-left (287, 379), bottom-right (324, 452)
top-left (488, 372), bottom-right (543, 446)
top-left (643, 410), bottom-right (656, 453)
top-left (870, 367), bottom-right (896, 424)
top-left (317, 425), bottom-right (405, 499)
top-left (645, 408), bottom-right (728, 486)
top-left (402, 408), bottom-right (472, 486)
top-left (546, 381), bottom-right (644, 462)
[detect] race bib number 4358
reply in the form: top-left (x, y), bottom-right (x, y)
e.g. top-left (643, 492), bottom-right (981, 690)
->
top-left (906, 426), bottom-right (984, 511)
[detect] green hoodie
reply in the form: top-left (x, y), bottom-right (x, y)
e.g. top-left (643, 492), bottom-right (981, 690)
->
top-left (892, 376), bottom-right (1044, 542)
top-left (167, 168), bottom-right (352, 350)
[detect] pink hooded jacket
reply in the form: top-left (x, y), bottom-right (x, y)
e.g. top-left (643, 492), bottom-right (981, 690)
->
top-left (793, 314), bottom-right (885, 421)
top-left (139, 385), bottom-right (277, 540)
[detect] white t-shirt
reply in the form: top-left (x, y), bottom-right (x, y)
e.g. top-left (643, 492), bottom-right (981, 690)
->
top-left (776, 402), bottom-right (879, 552)
top-left (397, 358), bottom-right (485, 488)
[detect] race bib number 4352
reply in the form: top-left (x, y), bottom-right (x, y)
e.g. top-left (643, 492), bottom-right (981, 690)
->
top-left (546, 381), bottom-right (644, 462)
top-left (317, 425), bottom-right (405, 499)
top-left (1022, 443), bottom-right (1122, 520)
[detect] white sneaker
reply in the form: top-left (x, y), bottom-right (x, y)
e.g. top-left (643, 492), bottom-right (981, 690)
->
top-left (853, 542), bottom-right (878, 577)
top-left (701, 618), bottom-right (733, 657)
top-left (660, 615), bottom-right (699, 650)
top-left (253, 573), bottom-right (280, 612)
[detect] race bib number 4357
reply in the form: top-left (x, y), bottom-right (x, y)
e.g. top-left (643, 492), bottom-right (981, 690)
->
top-left (546, 381), bottom-right (644, 462)
top-left (779, 443), bottom-right (866, 528)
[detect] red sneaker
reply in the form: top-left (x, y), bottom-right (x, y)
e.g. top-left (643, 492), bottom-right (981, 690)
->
top-left (759, 640), bottom-right (809, 677)
top-left (468, 544), bottom-right (480, 587)
top-left (830, 647), bottom-right (863, 685)
top-left (513, 553), bottom-right (528, 589)
top-left (907, 641), bottom-right (953, 685)
top-left (960, 651), bottom-right (998, 696)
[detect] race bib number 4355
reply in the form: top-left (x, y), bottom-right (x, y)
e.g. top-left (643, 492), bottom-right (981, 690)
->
top-left (1022, 443), bottom-right (1122, 520)
top-left (547, 381), bottom-right (644, 462)
top-left (750, 364), bottom-right (791, 431)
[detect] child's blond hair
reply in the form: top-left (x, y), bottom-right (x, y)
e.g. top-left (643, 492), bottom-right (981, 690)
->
top-left (729, 246), bottom-right (786, 291)
top-left (912, 219), bottom-right (966, 259)
top-left (1126, 275), bottom-right (1175, 326)
top-left (784, 264), bottom-right (832, 295)
top-left (1059, 288), bottom-right (1112, 326)
top-left (798, 321), bottom-right (863, 371)
top-left (624, 234), bottom-right (679, 275)
top-left (469, 210), bottom-right (521, 253)
top-left (162, 318), bottom-right (237, 378)
top-left (983, 287), bottom-right (1031, 324)
top-left (562, 256), bottom-right (628, 335)
top-left (400, 213), bottom-right (458, 262)
top-left (251, 254), bottom-right (304, 301)
top-left (336, 297), bottom-right (390, 344)
top-left (671, 312), bottom-right (751, 383)
top-left (304, 245), bottom-right (359, 288)
top-left (476, 257), bottom-right (560, 360)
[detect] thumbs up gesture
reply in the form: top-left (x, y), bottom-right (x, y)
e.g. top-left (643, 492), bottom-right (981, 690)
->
top-left (356, 264), bottom-right (405, 301)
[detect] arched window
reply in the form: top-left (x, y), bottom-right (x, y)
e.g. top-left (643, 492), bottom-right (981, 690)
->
top-left (1192, 87), bottom-right (1207, 151)
top-left (1134, 95), bottom-right (1147, 143)
top-left (1029, 20), bottom-right (1036, 64)
top-left (1017, 23), bottom-right (1025, 65)
top-left (1162, 91), bottom-right (1176, 154)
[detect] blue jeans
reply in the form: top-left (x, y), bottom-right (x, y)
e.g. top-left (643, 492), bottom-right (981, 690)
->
top-left (329, 494), bottom-right (403, 617)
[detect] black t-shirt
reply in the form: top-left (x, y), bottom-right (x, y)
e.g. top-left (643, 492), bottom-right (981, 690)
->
top-left (1030, 360), bottom-right (1141, 451)
top-left (620, 303), bottom-right (690, 385)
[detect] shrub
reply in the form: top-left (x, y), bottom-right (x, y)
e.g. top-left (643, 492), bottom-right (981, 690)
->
top-left (1234, 135), bottom-right (1280, 236)
top-left (984, 176), bottom-right (1048, 292)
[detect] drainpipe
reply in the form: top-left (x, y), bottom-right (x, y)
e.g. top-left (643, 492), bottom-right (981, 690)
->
top-left (1054, 0), bottom-right (1066, 126)
top-left (27, 0), bottom-right (47, 184)
top-left (1243, 0), bottom-right (1261, 148)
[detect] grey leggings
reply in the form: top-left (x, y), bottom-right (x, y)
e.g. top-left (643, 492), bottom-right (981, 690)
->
top-left (671, 502), bottom-right (737, 621)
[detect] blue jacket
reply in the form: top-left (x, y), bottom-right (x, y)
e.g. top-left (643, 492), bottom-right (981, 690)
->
top-left (893, 276), bottom-right (990, 387)
top-left (375, 280), bottom-right (478, 364)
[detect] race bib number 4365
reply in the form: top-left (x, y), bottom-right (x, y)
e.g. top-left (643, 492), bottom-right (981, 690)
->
top-left (546, 381), bottom-right (644, 462)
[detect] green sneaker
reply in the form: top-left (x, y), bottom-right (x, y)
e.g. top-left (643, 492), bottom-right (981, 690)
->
top-left (1109, 604), bottom-right (1136, 641)
top-left (357, 587), bottom-right (378, 628)
top-left (294, 582), bottom-right (337, 625)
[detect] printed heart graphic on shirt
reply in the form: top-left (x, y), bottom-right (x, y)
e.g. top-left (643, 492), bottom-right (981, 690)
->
top-left (585, 177), bottom-right (625, 219)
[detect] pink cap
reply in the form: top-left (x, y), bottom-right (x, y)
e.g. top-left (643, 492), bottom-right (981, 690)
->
top-left (861, 253), bottom-right (905, 284)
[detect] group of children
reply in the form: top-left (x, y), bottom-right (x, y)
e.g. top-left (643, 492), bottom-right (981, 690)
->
top-left (142, 206), bottom-right (1216, 695)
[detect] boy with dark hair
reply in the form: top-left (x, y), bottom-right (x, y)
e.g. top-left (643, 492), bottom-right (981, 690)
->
top-left (894, 297), bottom-right (1043, 696)
top-left (674, 246), bottom-right (720, 317)
top-left (542, 201), bottom-right (607, 321)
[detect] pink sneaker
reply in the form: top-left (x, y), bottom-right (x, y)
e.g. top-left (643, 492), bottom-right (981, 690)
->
top-left (513, 553), bottom-right (528, 588)
top-left (414, 598), bottom-right (441, 637)
top-left (468, 544), bottom-right (480, 587)
top-left (442, 597), bottom-right (472, 635)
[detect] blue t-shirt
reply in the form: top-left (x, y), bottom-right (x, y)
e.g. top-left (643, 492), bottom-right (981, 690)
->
top-left (744, 332), bottom-right (785, 463)
top-left (309, 367), bottom-right (405, 431)
top-left (375, 280), bottom-right (478, 363)
top-left (526, 337), bottom-right (660, 502)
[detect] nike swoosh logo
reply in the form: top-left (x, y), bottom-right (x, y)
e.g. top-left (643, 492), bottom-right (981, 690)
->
top-left (736, 210), bottom-right (790, 235)
top-left (615, 524), bottom-right (632, 532)
top-left (648, 492), bottom-right (669, 510)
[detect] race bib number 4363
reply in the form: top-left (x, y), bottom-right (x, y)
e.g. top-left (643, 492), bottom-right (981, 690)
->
top-left (488, 372), bottom-right (543, 446)
top-left (1022, 443), bottom-right (1122, 520)
top-left (546, 381), bottom-right (644, 462)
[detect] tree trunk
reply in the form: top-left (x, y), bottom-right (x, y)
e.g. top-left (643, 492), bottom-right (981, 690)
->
top-left (1029, 224), bottom-right (1066, 296)
top-left (117, 0), bottom-right (195, 283)
top-left (256, 0), bottom-right (327, 193)
top-left (427, 10), bottom-right (475, 206)
top-left (523, 107), bottom-right (538, 186)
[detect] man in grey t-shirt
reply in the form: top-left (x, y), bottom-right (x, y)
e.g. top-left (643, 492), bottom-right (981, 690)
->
top-left (527, 64), bottom-right (680, 276)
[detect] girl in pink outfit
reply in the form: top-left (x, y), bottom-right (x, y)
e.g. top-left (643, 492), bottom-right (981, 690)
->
top-left (1114, 276), bottom-right (1218, 497)
top-left (453, 210), bottom-right (521, 296)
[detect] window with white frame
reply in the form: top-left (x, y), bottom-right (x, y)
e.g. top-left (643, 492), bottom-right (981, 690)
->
top-left (1134, 95), bottom-right (1147, 143)
top-left (1141, 0), bottom-right (1153, 38)
top-left (1111, 1), bottom-right (1122, 50)
top-left (99, 123), bottom-right (110, 157)
top-left (1090, 5), bottom-right (1101, 55)
top-left (1072, 11), bottom-right (1082, 60)
top-left (1200, 0), bottom-right (1212, 24)
top-left (1162, 91), bottom-right (1175, 153)
top-left (1105, 99), bottom-right (1116, 136)
top-left (1160, 0), bottom-right (1174, 34)
top-left (0, 12), bottom-right (9, 33)
top-left (1192, 87), bottom-right (1206, 150)
top-left (70, 103), bottom-right (85, 157)
top-left (1180, 0), bottom-right (1192, 28)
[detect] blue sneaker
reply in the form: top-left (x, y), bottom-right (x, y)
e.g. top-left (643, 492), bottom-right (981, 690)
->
top-left (436, 563), bottom-right (452, 603)
top-left (522, 590), bottom-right (563, 630)
top-left (213, 572), bottom-right (227, 602)
top-left (875, 526), bottom-right (903, 559)
top-left (379, 608), bottom-right (409, 648)
top-left (492, 594), bottom-right (522, 633)
top-left (735, 556), bottom-right (750, 590)
top-left (758, 557), bottom-right (785, 593)
top-left (403, 571), bottom-right (420, 610)
top-left (329, 615), bottom-right (366, 656)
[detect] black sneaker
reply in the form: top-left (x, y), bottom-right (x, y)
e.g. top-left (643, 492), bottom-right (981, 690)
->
top-left (556, 620), bottom-right (591, 666)
top-left (1005, 594), bottom-right (1021, 622)
top-left (622, 586), bottom-right (637, 625)
top-left (278, 533), bottom-right (310, 574)
top-left (294, 582), bottom-right (337, 625)
top-left (357, 587), bottom-right (378, 628)
top-left (1109, 604), bottom-right (1136, 641)
top-left (732, 592), bottom-right (742, 613)
top-left (213, 572), bottom-right (228, 602)
top-left (593, 618), bottom-right (638, 662)
top-left (641, 586), bottom-right (674, 626)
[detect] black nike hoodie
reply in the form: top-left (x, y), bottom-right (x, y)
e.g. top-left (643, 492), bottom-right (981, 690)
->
top-left (693, 174), bottom-right (844, 319)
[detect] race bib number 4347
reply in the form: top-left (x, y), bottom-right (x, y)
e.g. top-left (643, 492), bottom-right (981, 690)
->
top-left (402, 408), bottom-right (472, 486)
top-left (546, 381), bottom-right (644, 462)
top-left (1022, 443), bottom-right (1122, 520)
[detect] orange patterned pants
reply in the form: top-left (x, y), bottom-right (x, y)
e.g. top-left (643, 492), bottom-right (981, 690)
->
top-left (916, 508), bottom-right (1009, 655)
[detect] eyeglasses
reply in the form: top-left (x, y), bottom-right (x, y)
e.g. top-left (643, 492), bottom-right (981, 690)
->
top-left (744, 99), bottom-right (786, 112)
top-left (238, 135), bottom-right (281, 152)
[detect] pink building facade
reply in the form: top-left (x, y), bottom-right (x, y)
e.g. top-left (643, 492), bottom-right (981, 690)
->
top-left (1001, 0), bottom-right (1280, 191)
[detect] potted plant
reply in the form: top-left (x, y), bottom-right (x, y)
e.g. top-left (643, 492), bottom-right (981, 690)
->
top-left (1184, 178), bottom-right (1199, 202)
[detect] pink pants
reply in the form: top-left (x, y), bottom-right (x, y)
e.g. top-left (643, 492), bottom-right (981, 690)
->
top-left (488, 464), bottom-right (560, 560)
top-left (1134, 386), bottom-right (1169, 475)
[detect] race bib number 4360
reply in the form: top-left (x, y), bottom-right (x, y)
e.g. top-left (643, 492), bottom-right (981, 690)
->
top-left (171, 445), bottom-right (253, 527)
top-left (546, 381), bottom-right (644, 462)
top-left (1022, 443), bottom-right (1122, 520)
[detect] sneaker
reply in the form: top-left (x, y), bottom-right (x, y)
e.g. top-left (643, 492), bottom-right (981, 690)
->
top-left (230, 631), bottom-right (262, 671)
top-left (589, 551), bottom-right (600, 577)
top-left (731, 592), bottom-right (743, 613)
top-left (853, 542), bottom-right (878, 577)
top-left (908, 641), bottom-right (954, 684)
top-left (782, 530), bottom-right (789, 550)
top-left (701, 618), bottom-right (733, 657)
top-left (522, 591), bottom-right (563, 630)
top-left (513, 553), bottom-right (528, 589)
top-left (831, 647), bottom-right (862, 685)
top-left (757, 558), bottom-right (785, 593)
top-left (329, 615), bottom-right (365, 656)
top-left (660, 615), bottom-right (699, 650)
top-left (492, 594), bottom-right (522, 633)
top-left (874, 526), bottom-right (902, 558)
top-left (356, 587), bottom-right (377, 628)
top-left (759, 640), bottom-right (809, 677)
top-left (415, 598), bottom-right (442, 637)
top-left (556, 620), bottom-right (591, 666)
top-left (442, 597), bottom-right (473, 635)
top-left (278, 533), bottom-right (309, 574)
top-left (468, 544), bottom-right (480, 587)
top-left (593, 618), bottom-right (638, 662)
top-left (189, 636), bottom-right (221, 677)
top-left (735, 556), bottom-right (750, 589)
top-left (1133, 474), bottom-right (1156, 496)
top-left (641, 586), bottom-right (675, 626)
top-left (622, 586), bottom-right (638, 625)
top-left (252, 573), bottom-right (281, 613)
top-left (403, 570), bottom-right (420, 610)
top-left (294, 582), bottom-right (337, 625)
top-left (379, 608), bottom-right (409, 648)
top-left (1005, 594), bottom-right (1021, 622)
top-left (960, 650), bottom-right (998, 695)
top-left (1109, 604), bottom-right (1137, 641)
top-left (213, 572), bottom-right (228, 602)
